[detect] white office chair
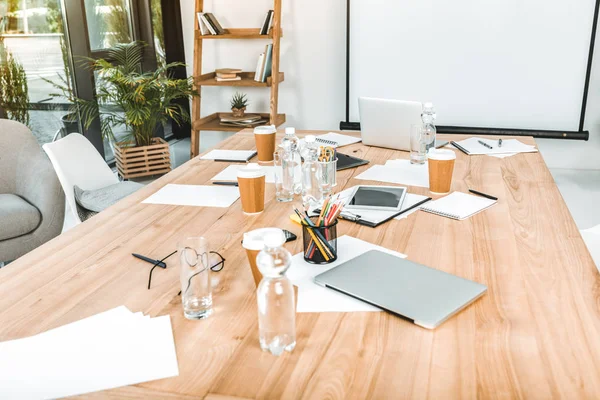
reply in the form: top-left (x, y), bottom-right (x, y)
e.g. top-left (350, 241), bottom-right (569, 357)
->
top-left (581, 224), bottom-right (600, 273)
top-left (43, 133), bottom-right (120, 224)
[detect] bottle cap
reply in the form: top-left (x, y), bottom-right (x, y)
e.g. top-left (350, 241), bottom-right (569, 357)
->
top-left (242, 228), bottom-right (285, 250)
top-left (263, 229), bottom-right (286, 248)
top-left (285, 127), bottom-right (296, 135)
top-left (237, 163), bottom-right (266, 179)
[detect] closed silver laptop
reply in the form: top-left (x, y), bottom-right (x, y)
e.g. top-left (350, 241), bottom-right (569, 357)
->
top-left (314, 250), bottom-right (487, 329)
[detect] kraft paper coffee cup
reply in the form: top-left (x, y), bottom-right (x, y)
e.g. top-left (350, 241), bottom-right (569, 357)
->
top-left (242, 228), bottom-right (284, 287)
top-left (237, 163), bottom-right (266, 215)
top-left (254, 125), bottom-right (277, 163)
top-left (428, 148), bottom-right (456, 194)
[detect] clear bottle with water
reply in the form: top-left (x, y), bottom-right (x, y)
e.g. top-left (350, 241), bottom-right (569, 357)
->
top-left (256, 230), bottom-right (296, 356)
top-left (301, 135), bottom-right (323, 206)
top-left (281, 127), bottom-right (302, 194)
top-left (422, 102), bottom-right (437, 152)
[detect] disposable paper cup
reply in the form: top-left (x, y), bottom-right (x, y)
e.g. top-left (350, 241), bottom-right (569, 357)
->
top-left (237, 163), bottom-right (266, 215)
top-left (254, 125), bottom-right (277, 163)
top-left (242, 228), bottom-right (285, 287)
top-left (428, 148), bottom-right (456, 194)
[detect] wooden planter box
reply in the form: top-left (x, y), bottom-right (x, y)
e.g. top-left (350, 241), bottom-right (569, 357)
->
top-left (114, 138), bottom-right (171, 180)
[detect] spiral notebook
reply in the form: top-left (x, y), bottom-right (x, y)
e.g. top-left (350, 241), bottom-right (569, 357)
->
top-left (420, 192), bottom-right (496, 220)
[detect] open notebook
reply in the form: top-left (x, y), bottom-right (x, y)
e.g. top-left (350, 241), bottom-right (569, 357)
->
top-left (421, 192), bottom-right (496, 220)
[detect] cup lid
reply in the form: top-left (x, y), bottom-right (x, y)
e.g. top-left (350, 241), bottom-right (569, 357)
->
top-left (242, 228), bottom-right (285, 250)
top-left (254, 124), bottom-right (276, 134)
top-left (428, 148), bottom-right (456, 160)
top-left (237, 163), bottom-right (265, 179)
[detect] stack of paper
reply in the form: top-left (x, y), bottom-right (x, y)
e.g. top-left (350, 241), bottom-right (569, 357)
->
top-left (200, 149), bottom-right (257, 162)
top-left (142, 184), bottom-right (240, 207)
top-left (451, 137), bottom-right (538, 158)
top-left (355, 159), bottom-right (430, 188)
top-left (212, 165), bottom-right (276, 183)
top-left (0, 307), bottom-right (178, 399)
top-left (287, 235), bottom-right (407, 312)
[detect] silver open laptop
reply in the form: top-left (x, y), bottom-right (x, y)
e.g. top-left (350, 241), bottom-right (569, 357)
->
top-left (358, 97), bottom-right (423, 151)
top-left (314, 250), bottom-right (487, 329)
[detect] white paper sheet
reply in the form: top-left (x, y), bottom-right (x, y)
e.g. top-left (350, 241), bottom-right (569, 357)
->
top-left (454, 137), bottom-right (538, 155)
top-left (299, 132), bottom-right (362, 148)
top-left (142, 184), bottom-right (240, 207)
top-left (0, 307), bottom-right (178, 399)
top-left (211, 165), bottom-right (275, 183)
top-left (288, 235), bottom-right (407, 313)
top-left (355, 160), bottom-right (430, 188)
top-left (200, 149), bottom-right (257, 161)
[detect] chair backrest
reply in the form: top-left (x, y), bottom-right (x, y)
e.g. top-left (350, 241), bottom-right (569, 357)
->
top-left (43, 133), bottom-right (118, 223)
top-left (0, 119), bottom-right (40, 194)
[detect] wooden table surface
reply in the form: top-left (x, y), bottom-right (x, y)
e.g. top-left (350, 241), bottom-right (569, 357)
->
top-left (1, 130), bottom-right (599, 399)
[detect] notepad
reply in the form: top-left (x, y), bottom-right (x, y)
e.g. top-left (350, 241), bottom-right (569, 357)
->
top-left (355, 161), bottom-right (430, 188)
top-left (211, 165), bottom-right (276, 183)
top-left (452, 137), bottom-right (538, 156)
top-left (300, 132), bottom-right (362, 148)
top-left (142, 184), bottom-right (240, 207)
top-left (420, 192), bottom-right (497, 220)
top-left (200, 149), bottom-right (257, 162)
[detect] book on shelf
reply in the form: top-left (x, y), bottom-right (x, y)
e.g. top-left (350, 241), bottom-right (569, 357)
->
top-left (204, 13), bottom-right (225, 35)
top-left (261, 44), bottom-right (273, 82)
top-left (215, 68), bottom-right (242, 75)
top-left (200, 14), bottom-right (217, 35)
top-left (260, 10), bottom-right (274, 35)
top-left (221, 119), bottom-right (268, 127)
top-left (254, 53), bottom-right (266, 81)
top-left (219, 113), bottom-right (263, 123)
top-left (216, 76), bottom-right (242, 82)
top-left (216, 73), bottom-right (237, 79)
top-left (197, 13), bottom-right (210, 35)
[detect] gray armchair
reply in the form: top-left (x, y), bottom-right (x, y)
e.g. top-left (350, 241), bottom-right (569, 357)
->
top-left (0, 119), bottom-right (65, 263)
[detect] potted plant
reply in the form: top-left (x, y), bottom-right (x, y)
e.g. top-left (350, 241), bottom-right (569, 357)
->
top-left (0, 37), bottom-right (30, 125)
top-left (230, 92), bottom-right (249, 118)
top-left (77, 41), bottom-right (196, 179)
top-left (41, 37), bottom-right (79, 134)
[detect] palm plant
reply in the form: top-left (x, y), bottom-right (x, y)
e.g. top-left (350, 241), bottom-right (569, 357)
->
top-left (0, 37), bottom-right (30, 125)
top-left (78, 41), bottom-right (196, 147)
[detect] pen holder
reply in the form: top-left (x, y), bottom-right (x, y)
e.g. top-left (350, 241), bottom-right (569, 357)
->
top-left (302, 218), bottom-right (338, 264)
top-left (317, 158), bottom-right (337, 196)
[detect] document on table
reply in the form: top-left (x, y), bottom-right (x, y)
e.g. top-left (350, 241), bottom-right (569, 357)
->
top-left (200, 149), bottom-right (257, 162)
top-left (452, 137), bottom-right (538, 156)
top-left (211, 165), bottom-right (275, 183)
top-left (355, 160), bottom-right (429, 188)
top-left (0, 307), bottom-right (178, 399)
top-left (288, 235), bottom-right (407, 313)
top-left (299, 132), bottom-right (361, 148)
top-left (142, 184), bottom-right (240, 207)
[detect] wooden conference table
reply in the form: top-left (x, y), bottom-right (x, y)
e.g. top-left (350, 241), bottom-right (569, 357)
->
top-left (1, 130), bottom-right (599, 399)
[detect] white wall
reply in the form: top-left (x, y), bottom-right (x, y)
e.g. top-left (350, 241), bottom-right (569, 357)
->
top-left (181, 0), bottom-right (600, 170)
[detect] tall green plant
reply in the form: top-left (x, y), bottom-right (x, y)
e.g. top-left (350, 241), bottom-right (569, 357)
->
top-left (0, 38), bottom-right (30, 125)
top-left (78, 41), bottom-right (195, 147)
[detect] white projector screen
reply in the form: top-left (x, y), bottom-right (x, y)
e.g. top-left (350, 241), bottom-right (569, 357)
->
top-left (349, 0), bottom-right (596, 131)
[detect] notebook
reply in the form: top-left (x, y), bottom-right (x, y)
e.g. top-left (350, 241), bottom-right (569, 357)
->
top-left (300, 133), bottom-right (362, 148)
top-left (450, 137), bottom-right (538, 156)
top-left (420, 192), bottom-right (496, 220)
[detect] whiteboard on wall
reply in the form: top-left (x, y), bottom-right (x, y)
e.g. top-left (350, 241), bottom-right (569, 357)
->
top-left (348, 0), bottom-right (596, 131)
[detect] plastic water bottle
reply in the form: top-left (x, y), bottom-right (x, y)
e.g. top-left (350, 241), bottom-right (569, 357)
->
top-left (281, 127), bottom-right (302, 194)
top-left (301, 135), bottom-right (323, 206)
top-left (256, 229), bottom-right (296, 356)
top-left (422, 102), bottom-right (437, 152)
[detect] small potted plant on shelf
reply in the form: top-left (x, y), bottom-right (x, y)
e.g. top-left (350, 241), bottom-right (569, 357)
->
top-left (230, 92), bottom-right (249, 118)
top-left (77, 41), bottom-right (196, 179)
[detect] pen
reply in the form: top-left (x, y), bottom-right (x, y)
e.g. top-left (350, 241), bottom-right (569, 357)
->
top-left (478, 140), bottom-right (493, 150)
top-left (132, 253), bottom-right (167, 269)
top-left (468, 189), bottom-right (498, 201)
top-left (450, 141), bottom-right (470, 155)
top-left (212, 181), bottom-right (239, 186)
top-left (498, 139), bottom-right (503, 147)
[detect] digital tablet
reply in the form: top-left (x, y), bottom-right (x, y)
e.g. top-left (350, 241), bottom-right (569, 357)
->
top-left (344, 185), bottom-right (407, 212)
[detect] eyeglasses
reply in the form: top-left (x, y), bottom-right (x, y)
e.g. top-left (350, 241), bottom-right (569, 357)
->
top-left (146, 250), bottom-right (225, 290)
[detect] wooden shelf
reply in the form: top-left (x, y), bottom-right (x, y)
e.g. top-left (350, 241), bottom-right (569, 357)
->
top-left (195, 28), bottom-right (282, 40)
top-left (194, 72), bottom-right (284, 87)
top-left (193, 113), bottom-right (286, 132)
